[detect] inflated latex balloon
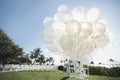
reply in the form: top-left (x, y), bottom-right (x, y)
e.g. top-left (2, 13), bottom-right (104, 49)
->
top-left (52, 21), bottom-right (65, 32)
top-left (42, 28), bottom-right (54, 43)
top-left (43, 17), bottom-right (54, 27)
top-left (79, 54), bottom-right (92, 64)
top-left (95, 22), bottom-right (106, 35)
top-left (79, 22), bottom-right (92, 39)
top-left (57, 4), bottom-right (69, 12)
top-left (47, 43), bottom-right (58, 52)
top-left (94, 34), bottom-right (109, 47)
top-left (71, 7), bottom-right (85, 23)
top-left (59, 35), bottom-right (73, 50)
top-left (66, 20), bottom-right (81, 37)
top-left (78, 41), bottom-right (94, 55)
top-left (52, 21), bottom-right (66, 43)
top-left (57, 12), bottom-right (71, 22)
top-left (42, 5), bottom-right (111, 63)
top-left (86, 8), bottom-right (100, 22)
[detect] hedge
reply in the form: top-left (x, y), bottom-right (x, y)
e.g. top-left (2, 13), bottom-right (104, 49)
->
top-left (89, 66), bottom-right (120, 77)
top-left (58, 65), bottom-right (120, 77)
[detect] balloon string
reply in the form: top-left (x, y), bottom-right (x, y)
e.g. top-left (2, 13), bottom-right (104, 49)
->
top-left (76, 37), bottom-right (79, 60)
top-left (71, 37), bottom-right (80, 61)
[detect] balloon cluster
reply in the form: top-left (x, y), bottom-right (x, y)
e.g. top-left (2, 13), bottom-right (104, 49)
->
top-left (42, 4), bottom-right (110, 62)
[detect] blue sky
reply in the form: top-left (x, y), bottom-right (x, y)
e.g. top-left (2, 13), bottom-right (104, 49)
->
top-left (0, 0), bottom-right (120, 64)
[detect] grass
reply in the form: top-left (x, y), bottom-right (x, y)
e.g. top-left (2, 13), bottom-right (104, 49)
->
top-left (0, 70), bottom-right (120, 80)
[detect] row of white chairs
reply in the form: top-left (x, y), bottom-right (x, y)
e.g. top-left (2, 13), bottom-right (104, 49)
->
top-left (1, 65), bottom-right (58, 71)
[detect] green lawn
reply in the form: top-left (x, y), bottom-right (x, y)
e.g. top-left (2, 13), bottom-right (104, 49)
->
top-left (0, 71), bottom-right (120, 80)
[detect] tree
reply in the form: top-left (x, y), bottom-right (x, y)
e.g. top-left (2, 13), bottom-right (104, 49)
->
top-left (90, 61), bottom-right (94, 64)
top-left (30, 48), bottom-right (42, 64)
top-left (49, 57), bottom-right (54, 65)
top-left (60, 60), bottom-right (63, 65)
top-left (6, 45), bottom-right (23, 64)
top-left (19, 53), bottom-right (31, 64)
top-left (30, 48), bottom-right (42, 59)
top-left (110, 59), bottom-right (114, 62)
top-left (0, 29), bottom-right (23, 65)
top-left (46, 57), bottom-right (54, 65)
top-left (38, 54), bottom-right (45, 65)
top-left (30, 54), bottom-right (34, 59)
top-left (99, 62), bottom-right (102, 64)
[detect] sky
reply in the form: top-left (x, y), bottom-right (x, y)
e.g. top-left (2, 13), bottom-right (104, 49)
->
top-left (0, 0), bottom-right (120, 65)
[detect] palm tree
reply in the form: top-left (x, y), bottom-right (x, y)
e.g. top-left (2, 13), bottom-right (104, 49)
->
top-left (99, 62), bottom-right (102, 64)
top-left (39, 54), bottom-right (45, 65)
top-left (60, 60), bottom-right (63, 65)
top-left (49, 57), bottom-right (54, 65)
top-left (46, 58), bottom-right (49, 65)
top-left (30, 48), bottom-right (42, 62)
top-left (90, 61), bottom-right (94, 64)
top-left (46, 57), bottom-right (54, 65)
top-left (110, 59), bottom-right (114, 62)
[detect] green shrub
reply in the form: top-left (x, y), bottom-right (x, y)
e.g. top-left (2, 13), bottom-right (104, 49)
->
top-left (89, 66), bottom-right (120, 77)
top-left (58, 65), bottom-right (66, 71)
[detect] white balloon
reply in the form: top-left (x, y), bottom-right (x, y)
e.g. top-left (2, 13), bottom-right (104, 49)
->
top-left (79, 54), bottom-right (92, 64)
top-left (43, 17), bottom-right (54, 27)
top-left (41, 28), bottom-right (54, 43)
top-left (99, 19), bottom-right (108, 24)
top-left (57, 4), bottom-right (69, 12)
top-left (95, 22), bottom-right (106, 35)
top-left (47, 43), bottom-right (58, 52)
top-left (52, 21), bottom-right (66, 43)
top-left (94, 34), bottom-right (109, 47)
top-left (78, 41), bottom-right (94, 55)
top-left (52, 21), bottom-right (65, 32)
top-left (79, 22), bottom-right (92, 39)
top-left (106, 31), bottom-right (113, 40)
top-left (42, 5), bottom-right (111, 64)
top-left (71, 7), bottom-right (85, 23)
top-left (57, 12), bottom-right (71, 22)
top-left (54, 14), bottom-right (59, 21)
top-left (66, 20), bottom-right (81, 37)
top-left (59, 35), bottom-right (73, 51)
top-left (86, 8), bottom-right (100, 22)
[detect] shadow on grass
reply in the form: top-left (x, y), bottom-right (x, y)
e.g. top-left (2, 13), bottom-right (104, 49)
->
top-left (60, 77), bottom-right (69, 80)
